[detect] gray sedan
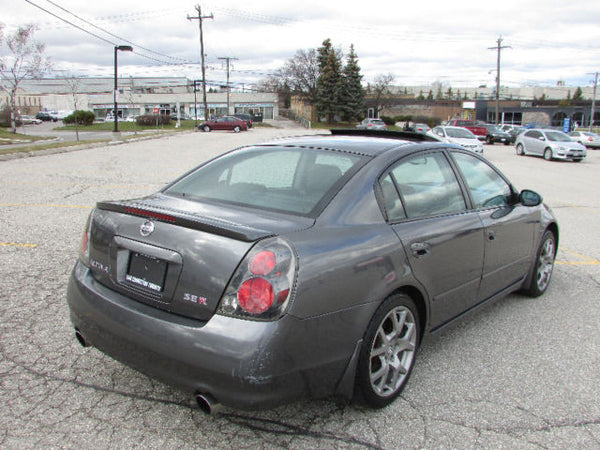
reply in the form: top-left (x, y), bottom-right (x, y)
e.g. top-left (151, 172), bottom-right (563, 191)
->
top-left (67, 130), bottom-right (558, 413)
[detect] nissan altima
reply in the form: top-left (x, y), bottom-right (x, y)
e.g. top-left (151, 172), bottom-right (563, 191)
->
top-left (67, 130), bottom-right (558, 413)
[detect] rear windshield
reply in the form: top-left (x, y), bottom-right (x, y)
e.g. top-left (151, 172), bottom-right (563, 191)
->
top-left (165, 146), bottom-right (366, 216)
top-left (447, 128), bottom-right (475, 138)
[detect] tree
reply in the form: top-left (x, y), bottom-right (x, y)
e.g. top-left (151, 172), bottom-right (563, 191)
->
top-left (573, 87), bottom-right (583, 101)
top-left (339, 44), bottom-right (365, 121)
top-left (0, 25), bottom-right (50, 133)
top-left (367, 73), bottom-right (395, 117)
top-left (258, 48), bottom-right (319, 105)
top-left (65, 76), bottom-right (82, 141)
top-left (315, 39), bottom-right (343, 123)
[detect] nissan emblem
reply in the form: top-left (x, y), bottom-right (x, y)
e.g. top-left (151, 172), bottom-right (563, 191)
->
top-left (140, 220), bottom-right (155, 237)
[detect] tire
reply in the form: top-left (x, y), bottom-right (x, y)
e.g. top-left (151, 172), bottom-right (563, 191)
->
top-left (516, 143), bottom-right (525, 155)
top-left (521, 230), bottom-right (557, 297)
top-left (233, 126), bottom-right (241, 133)
top-left (544, 148), bottom-right (553, 161)
top-left (486, 136), bottom-right (494, 145)
top-left (202, 125), bottom-right (211, 132)
top-left (356, 294), bottom-right (420, 408)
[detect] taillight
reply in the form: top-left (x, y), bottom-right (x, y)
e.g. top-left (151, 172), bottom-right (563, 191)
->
top-left (79, 210), bottom-right (94, 266)
top-left (218, 237), bottom-right (296, 320)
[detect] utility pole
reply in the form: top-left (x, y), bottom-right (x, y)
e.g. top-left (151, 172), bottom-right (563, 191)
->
top-left (192, 79), bottom-right (201, 127)
top-left (188, 5), bottom-right (213, 121)
top-left (590, 72), bottom-right (598, 132)
top-left (218, 56), bottom-right (238, 114)
top-left (488, 36), bottom-right (511, 125)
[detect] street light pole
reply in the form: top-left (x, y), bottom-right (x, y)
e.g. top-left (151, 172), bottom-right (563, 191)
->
top-left (113, 45), bottom-right (133, 134)
top-left (590, 72), bottom-right (598, 132)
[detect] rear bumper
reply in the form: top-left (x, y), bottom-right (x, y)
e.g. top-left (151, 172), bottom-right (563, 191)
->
top-left (67, 262), bottom-right (356, 410)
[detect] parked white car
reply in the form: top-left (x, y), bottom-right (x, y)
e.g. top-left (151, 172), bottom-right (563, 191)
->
top-left (429, 126), bottom-right (484, 153)
top-left (515, 129), bottom-right (587, 162)
top-left (569, 130), bottom-right (600, 148)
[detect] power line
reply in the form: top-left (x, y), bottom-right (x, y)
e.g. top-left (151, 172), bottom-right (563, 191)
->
top-left (23, 0), bottom-right (197, 69)
top-left (42, 0), bottom-right (191, 64)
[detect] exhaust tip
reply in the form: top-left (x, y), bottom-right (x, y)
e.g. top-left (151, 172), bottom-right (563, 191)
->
top-left (75, 329), bottom-right (89, 347)
top-left (195, 393), bottom-right (221, 415)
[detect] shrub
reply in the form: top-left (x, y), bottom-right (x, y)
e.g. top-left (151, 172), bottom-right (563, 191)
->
top-left (136, 114), bottom-right (171, 126)
top-left (63, 110), bottom-right (95, 125)
top-left (380, 115), bottom-right (396, 126)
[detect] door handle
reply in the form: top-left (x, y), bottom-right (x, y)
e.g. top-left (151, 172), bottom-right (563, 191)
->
top-left (487, 230), bottom-right (496, 241)
top-left (410, 242), bottom-right (431, 257)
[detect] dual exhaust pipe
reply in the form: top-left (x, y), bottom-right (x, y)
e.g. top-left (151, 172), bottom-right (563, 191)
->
top-left (74, 328), bottom-right (221, 415)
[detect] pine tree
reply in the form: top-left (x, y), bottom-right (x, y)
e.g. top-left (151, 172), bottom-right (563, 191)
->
top-left (340, 44), bottom-right (365, 122)
top-left (316, 39), bottom-right (343, 123)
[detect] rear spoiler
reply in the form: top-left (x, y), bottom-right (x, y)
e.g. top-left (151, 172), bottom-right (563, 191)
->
top-left (330, 128), bottom-right (441, 142)
top-left (97, 200), bottom-right (273, 242)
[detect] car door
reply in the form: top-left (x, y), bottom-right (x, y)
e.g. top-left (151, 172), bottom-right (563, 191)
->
top-left (450, 150), bottom-right (536, 300)
top-left (382, 150), bottom-right (485, 329)
top-left (523, 130), bottom-right (544, 155)
top-left (212, 118), bottom-right (227, 130)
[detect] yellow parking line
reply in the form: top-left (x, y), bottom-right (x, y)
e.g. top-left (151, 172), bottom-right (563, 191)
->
top-left (565, 204), bottom-right (600, 217)
top-left (556, 248), bottom-right (600, 266)
top-left (0, 203), bottom-right (92, 209)
top-left (0, 242), bottom-right (37, 248)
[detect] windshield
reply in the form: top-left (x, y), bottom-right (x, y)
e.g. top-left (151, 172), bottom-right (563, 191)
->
top-left (447, 128), bottom-right (476, 138)
top-left (165, 146), bottom-right (366, 217)
top-left (545, 131), bottom-right (572, 142)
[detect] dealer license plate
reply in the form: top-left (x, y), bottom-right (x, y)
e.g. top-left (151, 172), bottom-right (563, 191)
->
top-left (126, 252), bottom-right (167, 292)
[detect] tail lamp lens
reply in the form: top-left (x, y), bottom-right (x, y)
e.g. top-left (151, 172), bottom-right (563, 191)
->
top-left (79, 210), bottom-right (94, 265)
top-left (250, 251), bottom-right (276, 275)
top-left (218, 238), bottom-right (296, 320)
top-left (238, 277), bottom-right (274, 313)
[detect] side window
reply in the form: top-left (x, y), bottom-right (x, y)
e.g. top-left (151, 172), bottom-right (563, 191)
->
top-left (526, 130), bottom-right (541, 139)
top-left (452, 152), bottom-right (512, 208)
top-left (389, 153), bottom-right (466, 219)
top-left (379, 174), bottom-right (406, 221)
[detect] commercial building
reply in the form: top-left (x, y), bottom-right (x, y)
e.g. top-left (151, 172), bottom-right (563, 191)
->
top-left (5, 77), bottom-right (279, 121)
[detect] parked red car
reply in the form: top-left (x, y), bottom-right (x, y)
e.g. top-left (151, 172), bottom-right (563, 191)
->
top-left (198, 116), bottom-right (248, 132)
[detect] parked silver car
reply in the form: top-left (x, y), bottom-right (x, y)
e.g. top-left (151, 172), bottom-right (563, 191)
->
top-left (430, 126), bottom-right (484, 153)
top-left (356, 118), bottom-right (387, 130)
top-left (569, 130), bottom-right (600, 148)
top-left (515, 129), bottom-right (587, 161)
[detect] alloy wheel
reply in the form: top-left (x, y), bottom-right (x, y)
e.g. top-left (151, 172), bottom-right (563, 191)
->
top-left (369, 306), bottom-right (417, 397)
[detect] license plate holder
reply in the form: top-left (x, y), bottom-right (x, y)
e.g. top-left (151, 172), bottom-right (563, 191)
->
top-left (126, 252), bottom-right (167, 292)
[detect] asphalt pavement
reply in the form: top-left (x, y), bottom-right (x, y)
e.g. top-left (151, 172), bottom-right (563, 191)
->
top-left (1, 129), bottom-right (599, 449)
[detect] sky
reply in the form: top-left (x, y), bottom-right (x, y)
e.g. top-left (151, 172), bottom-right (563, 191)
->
top-left (2, 0), bottom-right (600, 91)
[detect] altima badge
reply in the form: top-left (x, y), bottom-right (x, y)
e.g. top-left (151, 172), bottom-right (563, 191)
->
top-left (140, 220), bottom-right (155, 237)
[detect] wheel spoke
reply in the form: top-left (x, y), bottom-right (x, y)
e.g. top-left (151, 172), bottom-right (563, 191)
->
top-left (370, 360), bottom-right (390, 394)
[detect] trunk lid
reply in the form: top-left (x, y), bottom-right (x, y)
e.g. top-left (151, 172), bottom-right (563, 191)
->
top-left (87, 194), bottom-right (313, 321)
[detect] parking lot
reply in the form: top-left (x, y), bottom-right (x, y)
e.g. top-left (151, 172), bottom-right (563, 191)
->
top-left (1, 128), bottom-right (599, 449)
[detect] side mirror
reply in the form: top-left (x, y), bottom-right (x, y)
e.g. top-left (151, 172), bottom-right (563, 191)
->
top-left (520, 189), bottom-right (542, 207)
top-left (538, 136), bottom-right (546, 141)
